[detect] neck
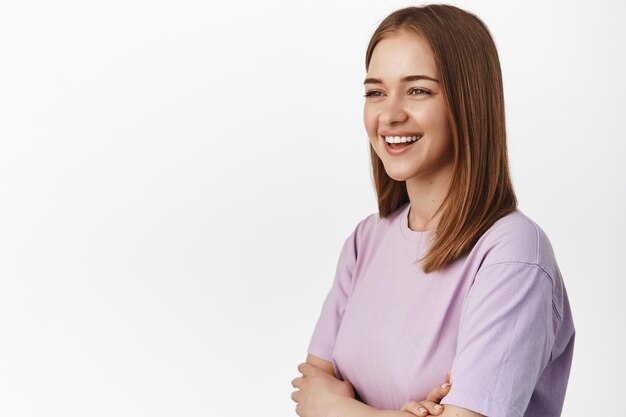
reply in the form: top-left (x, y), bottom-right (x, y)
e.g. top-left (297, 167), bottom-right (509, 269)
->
top-left (405, 164), bottom-right (453, 232)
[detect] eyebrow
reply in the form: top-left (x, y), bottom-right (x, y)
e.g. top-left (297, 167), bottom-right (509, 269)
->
top-left (363, 74), bottom-right (439, 85)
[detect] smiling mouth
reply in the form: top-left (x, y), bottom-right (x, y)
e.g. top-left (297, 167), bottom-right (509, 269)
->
top-left (380, 134), bottom-right (422, 150)
top-left (382, 135), bottom-right (421, 144)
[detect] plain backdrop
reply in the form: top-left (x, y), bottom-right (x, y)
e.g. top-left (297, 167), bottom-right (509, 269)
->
top-left (1, 0), bottom-right (624, 416)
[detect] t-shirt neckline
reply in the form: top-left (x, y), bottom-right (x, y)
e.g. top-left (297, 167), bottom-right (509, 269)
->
top-left (399, 202), bottom-right (436, 243)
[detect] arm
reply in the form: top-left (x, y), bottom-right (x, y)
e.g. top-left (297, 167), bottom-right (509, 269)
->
top-left (306, 353), bottom-right (335, 376)
top-left (296, 360), bottom-right (484, 417)
top-left (304, 355), bottom-right (454, 417)
top-left (330, 397), bottom-right (484, 417)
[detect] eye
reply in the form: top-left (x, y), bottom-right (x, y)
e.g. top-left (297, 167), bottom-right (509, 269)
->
top-left (408, 87), bottom-right (430, 96)
top-left (364, 88), bottom-right (430, 98)
top-left (363, 90), bottom-right (382, 98)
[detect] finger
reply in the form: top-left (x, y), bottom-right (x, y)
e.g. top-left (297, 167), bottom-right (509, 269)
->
top-left (297, 362), bottom-right (313, 376)
top-left (291, 376), bottom-right (306, 389)
top-left (445, 371), bottom-right (451, 384)
top-left (416, 400), bottom-right (445, 416)
top-left (400, 400), bottom-right (430, 416)
top-left (426, 382), bottom-right (451, 402)
top-left (291, 390), bottom-right (301, 403)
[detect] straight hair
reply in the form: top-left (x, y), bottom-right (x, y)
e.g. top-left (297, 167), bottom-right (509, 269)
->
top-left (366, 4), bottom-right (517, 273)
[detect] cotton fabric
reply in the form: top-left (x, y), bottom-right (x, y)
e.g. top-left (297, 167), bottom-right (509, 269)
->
top-left (307, 201), bottom-right (575, 417)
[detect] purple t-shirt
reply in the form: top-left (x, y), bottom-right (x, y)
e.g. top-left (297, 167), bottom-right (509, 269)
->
top-left (307, 201), bottom-right (575, 417)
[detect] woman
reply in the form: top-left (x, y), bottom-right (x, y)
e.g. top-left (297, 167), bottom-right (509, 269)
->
top-left (290, 4), bottom-right (575, 417)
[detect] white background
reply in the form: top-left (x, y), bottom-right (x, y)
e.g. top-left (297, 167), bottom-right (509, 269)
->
top-left (1, 0), bottom-right (624, 416)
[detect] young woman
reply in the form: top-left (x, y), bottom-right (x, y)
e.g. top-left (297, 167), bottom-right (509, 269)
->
top-left (290, 5), bottom-right (575, 417)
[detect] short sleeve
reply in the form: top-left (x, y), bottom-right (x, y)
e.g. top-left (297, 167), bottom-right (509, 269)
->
top-left (307, 229), bottom-right (358, 362)
top-left (440, 262), bottom-right (556, 417)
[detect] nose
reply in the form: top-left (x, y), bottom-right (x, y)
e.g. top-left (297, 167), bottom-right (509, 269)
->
top-left (379, 96), bottom-right (408, 125)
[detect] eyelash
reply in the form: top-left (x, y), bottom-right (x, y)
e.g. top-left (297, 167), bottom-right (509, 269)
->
top-left (363, 88), bottom-right (430, 98)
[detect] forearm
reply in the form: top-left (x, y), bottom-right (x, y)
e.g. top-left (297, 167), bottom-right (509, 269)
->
top-left (329, 396), bottom-right (415, 417)
top-left (331, 396), bottom-right (482, 417)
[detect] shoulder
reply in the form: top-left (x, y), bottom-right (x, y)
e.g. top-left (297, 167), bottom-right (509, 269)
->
top-left (341, 204), bottom-right (403, 259)
top-left (470, 210), bottom-right (569, 325)
top-left (473, 208), bottom-right (560, 281)
top-left (468, 209), bottom-right (572, 352)
top-left (352, 203), bottom-right (408, 244)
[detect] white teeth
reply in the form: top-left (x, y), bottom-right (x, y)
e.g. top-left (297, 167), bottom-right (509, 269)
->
top-left (384, 135), bottom-right (420, 143)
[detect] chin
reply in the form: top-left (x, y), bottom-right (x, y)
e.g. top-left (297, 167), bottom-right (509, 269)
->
top-left (385, 169), bottom-right (415, 182)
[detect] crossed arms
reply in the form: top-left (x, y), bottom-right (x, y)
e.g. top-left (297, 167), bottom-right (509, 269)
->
top-left (290, 353), bottom-right (485, 417)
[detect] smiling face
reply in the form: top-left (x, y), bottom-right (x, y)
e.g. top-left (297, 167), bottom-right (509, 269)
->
top-left (364, 31), bottom-right (454, 184)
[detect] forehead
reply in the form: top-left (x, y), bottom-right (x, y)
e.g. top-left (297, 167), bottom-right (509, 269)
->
top-left (368, 31), bottom-right (437, 78)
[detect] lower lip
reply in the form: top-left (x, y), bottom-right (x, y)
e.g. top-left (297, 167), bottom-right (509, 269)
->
top-left (382, 136), bottom-right (421, 155)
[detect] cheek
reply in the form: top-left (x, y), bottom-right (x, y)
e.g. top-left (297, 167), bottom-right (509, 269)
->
top-left (432, 102), bottom-right (451, 132)
top-left (419, 106), bottom-right (450, 137)
top-left (363, 107), bottom-right (377, 134)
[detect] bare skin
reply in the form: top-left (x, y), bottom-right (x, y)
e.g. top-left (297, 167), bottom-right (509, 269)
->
top-left (297, 354), bottom-right (453, 417)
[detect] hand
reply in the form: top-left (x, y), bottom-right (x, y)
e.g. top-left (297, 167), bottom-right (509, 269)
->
top-left (400, 371), bottom-right (452, 416)
top-left (291, 362), bottom-right (355, 417)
